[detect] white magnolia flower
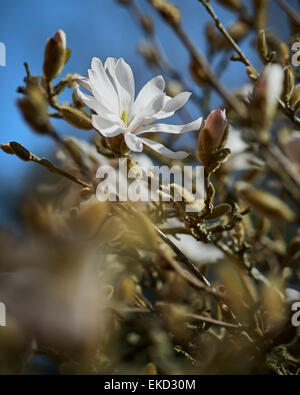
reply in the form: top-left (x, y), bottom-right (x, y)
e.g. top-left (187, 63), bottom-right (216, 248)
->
top-left (76, 57), bottom-right (203, 159)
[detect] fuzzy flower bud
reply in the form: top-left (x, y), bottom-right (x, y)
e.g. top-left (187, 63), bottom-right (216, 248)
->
top-left (43, 29), bottom-right (69, 80)
top-left (253, 0), bottom-right (269, 31)
top-left (18, 85), bottom-right (55, 135)
top-left (60, 106), bottom-right (93, 130)
top-left (151, 0), bottom-right (181, 26)
top-left (197, 109), bottom-right (227, 166)
top-left (236, 181), bottom-right (295, 222)
top-left (250, 64), bottom-right (284, 135)
top-left (216, 0), bottom-right (242, 11)
top-left (282, 66), bottom-right (294, 104)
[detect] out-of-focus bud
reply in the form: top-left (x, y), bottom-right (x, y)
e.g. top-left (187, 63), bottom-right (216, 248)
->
top-left (197, 109), bottom-right (228, 166)
top-left (236, 181), bottom-right (296, 222)
top-left (43, 29), bottom-right (69, 81)
top-left (144, 363), bottom-right (157, 375)
top-left (18, 85), bottom-right (55, 135)
top-left (170, 183), bottom-right (205, 213)
top-left (72, 89), bottom-right (85, 108)
top-left (116, 0), bottom-right (131, 5)
top-left (257, 30), bottom-right (268, 62)
top-left (117, 276), bottom-right (136, 303)
top-left (141, 15), bottom-right (154, 35)
top-left (216, 0), bottom-right (242, 11)
top-left (60, 106), bottom-right (93, 130)
top-left (261, 275), bottom-right (285, 332)
top-left (283, 131), bottom-right (300, 165)
top-left (253, 0), bottom-right (269, 31)
top-left (290, 84), bottom-right (300, 109)
top-left (228, 21), bottom-right (249, 43)
top-left (138, 42), bottom-right (160, 68)
top-left (76, 199), bottom-right (109, 237)
top-left (151, 0), bottom-right (181, 26)
top-left (279, 42), bottom-right (290, 67)
top-left (165, 80), bottom-right (184, 97)
top-left (190, 56), bottom-right (210, 85)
top-left (250, 64), bottom-right (284, 136)
top-left (282, 66), bottom-right (294, 104)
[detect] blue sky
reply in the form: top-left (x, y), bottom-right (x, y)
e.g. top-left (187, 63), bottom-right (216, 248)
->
top-left (0, 0), bottom-right (296, 225)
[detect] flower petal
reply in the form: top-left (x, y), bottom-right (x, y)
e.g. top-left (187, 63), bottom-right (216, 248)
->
top-left (76, 77), bottom-right (92, 92)
top-left (163, 92), bottom-right (192, 113)
top-left (137, 116), bottom-right (203, 135)
top-left (89, 57), bottom-right (119, 112)
top-left (92, 115), bottom-right (122, 137)
top-left (139, 137), bottom-right (189, 159)
top-left (104, 57), bottom-right (119, 93)
top-left (134, 75), bottom-right (165, 116)
top-left (115, 58), bottom-right (135, 116)
top-left (124, 133), bottom-right (143, 152)
top-left (128, 94), bottom-right (166, 133)
top-left (76, 87), bottom-right (120, 123)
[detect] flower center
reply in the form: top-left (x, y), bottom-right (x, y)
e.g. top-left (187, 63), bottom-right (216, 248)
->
top-left (121, 110), bottom-right (128, 128)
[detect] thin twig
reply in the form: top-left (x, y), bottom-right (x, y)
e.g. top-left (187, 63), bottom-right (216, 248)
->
top-left (198, 0), bottom-right (300, 128)
top-left (199, 0), bottom-right (254, 68)
top-left (276, 0), bottom-right (300, 26)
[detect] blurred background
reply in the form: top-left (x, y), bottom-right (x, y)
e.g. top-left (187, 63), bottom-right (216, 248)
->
top-left (0, 0), bottom-right (296, 226)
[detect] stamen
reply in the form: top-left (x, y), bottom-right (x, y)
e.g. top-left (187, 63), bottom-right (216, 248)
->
top-left (121, 110), bottom-right (128, 128)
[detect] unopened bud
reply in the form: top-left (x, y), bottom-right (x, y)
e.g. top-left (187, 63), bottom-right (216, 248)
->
top-left (72, 90), bottom-right (85, 108)
top-left (236, 181), bottom-right (295, 222)
top-left (216, 0), bottom-right (242, 11)
top-left (282, 66), bottom-right (294, 103)
top-left (165, 80), bottom-right (184, 97)
top-left (116, 0), bottom-right (131, 5)
top-left (43, 29), bottom-right (68, 80)
top-left (60, 106), bottom-right (93, 130)
top-left (253, 0), bottom-right (269, 31)
top-left (138, 42), bottom-right (160, 68)
top-left (279, 42), bottom-right (289, 67)
top-left (197, 109), bottom-right (228, 166)
top-left (190, 56), bottom-right (210, 85)
top-left (18, 85), bottom-right (54, 135)
top-left (228, 21), bottom-right (249, 43)
top-left (151, 0), bottom-right (181, 26)
top-left (250, 64), bottom-right (284, 134)
top-left (9, 142), bottom-right (32, 162)
top-left (257, 30), bottom-right (268, 61)
top-left (141, 16), bottom-right (154, 35)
